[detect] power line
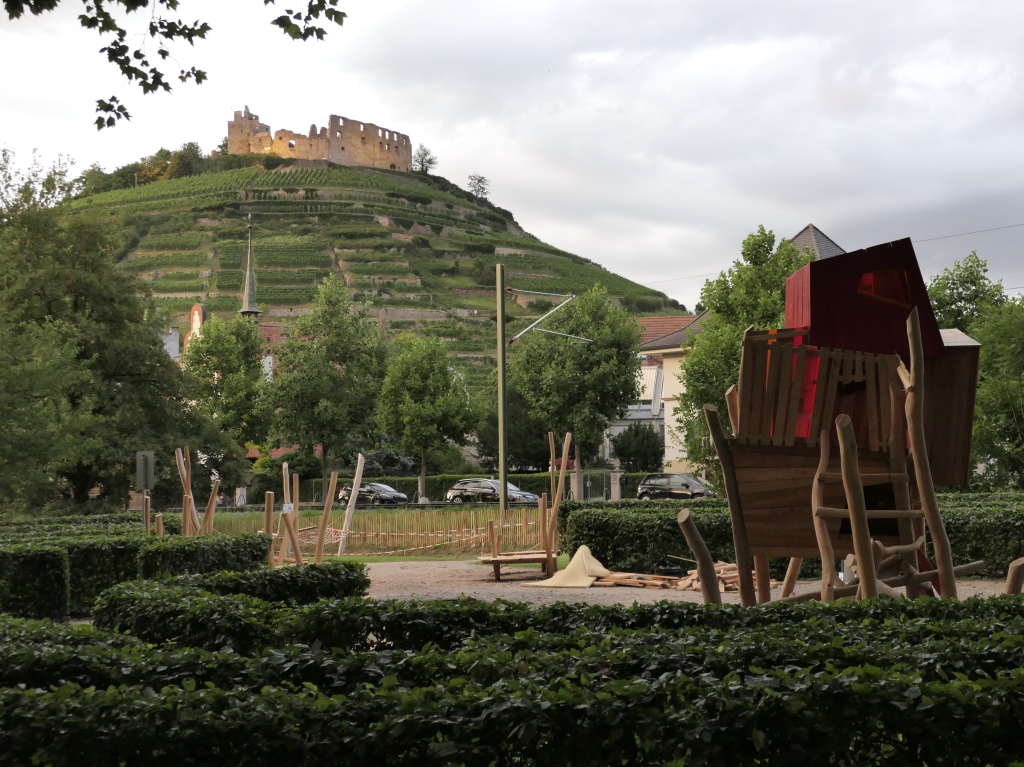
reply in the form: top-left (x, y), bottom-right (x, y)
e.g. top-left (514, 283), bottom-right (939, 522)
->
top-left (644, 221), bottom-right (1024, 288)
top-left (913, 222), bottom-right (1024, 243)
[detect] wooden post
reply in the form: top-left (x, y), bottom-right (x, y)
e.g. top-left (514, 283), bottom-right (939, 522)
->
top-left (264, 491), bottom-right (275, 568)
top-left (703, 404), bottom-right (756, 607)
top-left (292, 472), bottom-right (300, 512)
top-left (754, 556), bottom-right (771, 603)
top-left (888, 380), bottom-right (920, 598)
top-left (183, 447), bottom-right (200, 535)
top-left (548, 431), bottom-right (557, 501)
top-left (905, 308), bottom-right (958, 600)
top-left (314, 472), bottom-right (339, 564)
top-left (155, 513), bottom-right (164, 536)
top-left (677, 509), bottom-right (722, 606)
top-left (282, 509), bottom-right (305, 566)
top-left (539, 495), bottom-right (551, 576)
top-left (781, 557), bottom-right (802, 599)
top-left (836, 414), bottom-right (878, 599)
top-left (545, 492), bottom-right (559, 575)
top-left (338, 453), bottom-right (365, 555)
top-left (1005, 558), bottom-right (1024, 595)
top-left (550, 432), bottom-right (572, 519)
top-left (198, 479), bottom-right (220, 535)
top-left (175, 448), bottom-right (192, 536)
top-left (813, 430), bottom-right (838, 603)
top-left (488, 519), bottom-right (501, 580)
top-left (281, 462), bottom-right (291, 505)
top-left (143, 493), bottom-right (151, 537)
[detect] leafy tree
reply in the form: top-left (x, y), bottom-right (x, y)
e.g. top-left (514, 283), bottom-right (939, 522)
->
top-left (164, 142), bottom-right (205, 180)
top-left (701, 225), bottom-right (813, 328)
top-left (927, 251), bottom-right (1006, 333)
top-left (476, 387), bottom-right (553, 472)
top-left (0, 150), bottom-right (242, 504)
top-left (611, 422), bottom-right (665, 472)
top-left (467, 173), bottom-right (490, 198)
top-left (5, 1), bottom-right (347, 128)
top-left (967, 299), bottom-right (1024, 487)
top-left (412, 144), bottom-right (438, 174)
top-left (377, 335), bottom-right (473, 498)
top-left (266, 274), bottom-right (387, 486)
top-left (509, 285), bottom-right (641, 470)
top-left (673, 315), bottom-right (744, 486)
top-left (0, 317), bottom-right (87, 501)
top-left (182, 314), bottom-right (267, 446)
top-left (674, 226), bottom-right (811, 486)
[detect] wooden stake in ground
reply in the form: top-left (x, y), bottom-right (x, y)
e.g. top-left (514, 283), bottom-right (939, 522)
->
top-left (174, 448), bottom-right (194, 536)
top-left (548, 431), bottom-right (557, 501)
top-left (904, 308), bottom-right (958, 599)
top-left (143, 493), bottom-right (151, 537)
top-left (837, 414), bottom-right (879, 600)
top-left (264, 491), bottom-right (275, 568)
top-left (198, 479), bottom-right (220, 535)
top-left (1006, 557), bottom-right (1024, 596)
top-left (338, 453), bottom-right (365, 555)
top-left (315, 471), bottom-right (339, 564)
top-left (154, 513), bottom-right (164, 536)
top-left (676, 509), bottom-right (722, 606)
top-left (282, 506), bottom-right (305, 566)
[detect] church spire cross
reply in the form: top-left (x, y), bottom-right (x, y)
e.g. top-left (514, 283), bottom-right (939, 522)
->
top-left (239, 213), bottom-right (262, 318)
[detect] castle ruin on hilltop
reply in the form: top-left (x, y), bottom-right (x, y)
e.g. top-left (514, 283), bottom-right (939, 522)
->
top-left (227, 106), bottom-right (412, 172)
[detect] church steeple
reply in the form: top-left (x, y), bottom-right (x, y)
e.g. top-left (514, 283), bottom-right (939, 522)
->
top-left (239, 213), bottom-right (262, 318)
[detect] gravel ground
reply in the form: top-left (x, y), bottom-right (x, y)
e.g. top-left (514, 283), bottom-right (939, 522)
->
top-left (365, 560), bottom-right (1007, 605)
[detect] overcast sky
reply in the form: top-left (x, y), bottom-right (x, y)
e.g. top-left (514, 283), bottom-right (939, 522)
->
top-left (3, 1), bottom-right (1024, 309)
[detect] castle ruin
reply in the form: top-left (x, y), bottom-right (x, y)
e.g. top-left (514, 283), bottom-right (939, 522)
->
top-left (227, 106), bottom-right (412, 172)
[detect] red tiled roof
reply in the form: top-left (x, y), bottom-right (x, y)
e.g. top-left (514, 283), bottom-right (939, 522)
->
top-left (636, 316), bottom-right (699, 345)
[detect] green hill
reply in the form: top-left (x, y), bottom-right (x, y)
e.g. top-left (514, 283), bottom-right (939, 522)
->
top-left (72, 164), bottom-right (679, 391)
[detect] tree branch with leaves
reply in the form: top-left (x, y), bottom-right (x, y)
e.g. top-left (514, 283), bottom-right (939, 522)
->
top-left (4, 0), bottom-right (346, 128)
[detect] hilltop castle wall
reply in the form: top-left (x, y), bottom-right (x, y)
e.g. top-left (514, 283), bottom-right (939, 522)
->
top-left (227, 106), bottom-right (412, 172)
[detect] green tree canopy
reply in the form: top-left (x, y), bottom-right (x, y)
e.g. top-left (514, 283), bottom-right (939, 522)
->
top-left (674, 225), bottom-right (811, 486)
top-left (611, 422), bottom-right (665, 473)
top-left (509, 285), bottom-right (641, 464)
top-left (476, 386), bottom-right (552, 473)
top-left (967, 298), bottom-right (1024, 486)
top-left (0, 149), bottom-right (242, 504)
top-left (377, 335), bottom-right (473, 497)
top-left (266, 274), bottom-right (387, 485)
top-left (927, 251), bottom-right (1006, 333)
top-left (700, 225), bottom-right (813, 328)
top-left (182, 314), bottom-right (267, 447)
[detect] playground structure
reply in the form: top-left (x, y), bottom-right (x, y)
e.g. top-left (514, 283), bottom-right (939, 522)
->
top-left (702, 239), bottom-right (986, 605)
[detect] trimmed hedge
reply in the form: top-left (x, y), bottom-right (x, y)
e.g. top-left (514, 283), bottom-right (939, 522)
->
top-left (94, 581), bottom-right (1024, 654)
top-left (564, 493), bottom-right (1024, 578)
top-left (178, 560), bottom-right (369, 604)
top-left (0, 545), bottom-right (69, 621)
top-left (137, 533), bottom-right (271, 578)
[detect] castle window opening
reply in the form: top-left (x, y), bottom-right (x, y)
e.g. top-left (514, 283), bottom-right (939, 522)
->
top-left (288, 140), bottom-right (296, 148)
top-left (335, 131), bottom-right (341, 138)
top-left (360, 123), bottom-right (364, 131)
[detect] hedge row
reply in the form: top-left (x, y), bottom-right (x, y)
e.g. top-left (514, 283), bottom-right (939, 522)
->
top-left (94, 581), bottom-right (1024, 654)
top-left (13, 598), bottom-right (1024, 764)
top-left (175, 560), bottom-right (369, 604)
top-left (564, 493), bottom-right (1024, 578)
top-left (0, 532), bottom-right (270, 621)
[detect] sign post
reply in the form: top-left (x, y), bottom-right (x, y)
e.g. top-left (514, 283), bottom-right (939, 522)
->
top-left (135, 451), bottom-right (155, 531)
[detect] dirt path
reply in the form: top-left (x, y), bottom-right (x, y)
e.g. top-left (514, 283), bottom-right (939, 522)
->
top-left (365, 560), bottom-right (1006, 605)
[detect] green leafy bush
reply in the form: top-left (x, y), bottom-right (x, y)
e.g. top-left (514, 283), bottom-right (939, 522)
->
top-left (179, 560), bottom-right (369, 604)
top-left (137, 533), bottom-right (271, 578)
top-left (0, 545), bottom-right (69, 621)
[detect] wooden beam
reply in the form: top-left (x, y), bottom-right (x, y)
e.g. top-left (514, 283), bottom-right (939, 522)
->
top-left (338, 453), bottom-right (365, 556)
top-left (781, 557), bottom-right (802, 598)
top-left (703, 404), bottom-right (756, 607)
top-left (677, 509), bottom-right (722, 606)
top-left (1005, 557), bottom-right (1024, 596)
top-left (264, 491), bottom-right (275, 568)
top-left (314, 472), bottom-right (339, 564)
top-left (837, 414), bottom-right (878, 599)
top-left (155, 513), bottom-right (164, 536)
top-left (905, 307), bottom-right (958, 600)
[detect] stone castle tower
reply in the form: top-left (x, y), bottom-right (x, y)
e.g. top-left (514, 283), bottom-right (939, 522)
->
top-left (227, 106), bottom-right (412, 172)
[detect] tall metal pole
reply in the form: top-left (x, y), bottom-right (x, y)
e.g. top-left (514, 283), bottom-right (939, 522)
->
top-left (496, 264), bottom-right (508, 513)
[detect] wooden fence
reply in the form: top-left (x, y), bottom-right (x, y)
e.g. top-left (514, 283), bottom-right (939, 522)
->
top-left (211, 505), bottom-right (545, 556)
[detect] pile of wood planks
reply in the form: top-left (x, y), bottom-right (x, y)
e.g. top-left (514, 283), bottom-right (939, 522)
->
top-left (594, 563), bottom-right (781, 593)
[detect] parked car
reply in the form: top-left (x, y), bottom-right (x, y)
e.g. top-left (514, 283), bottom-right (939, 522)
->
top-left (445, 479), bottom-right (539, 504)
top-left (635, 473), bottom-right (710, 500)
top-left (338, 482), bottom-right (409, 506)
